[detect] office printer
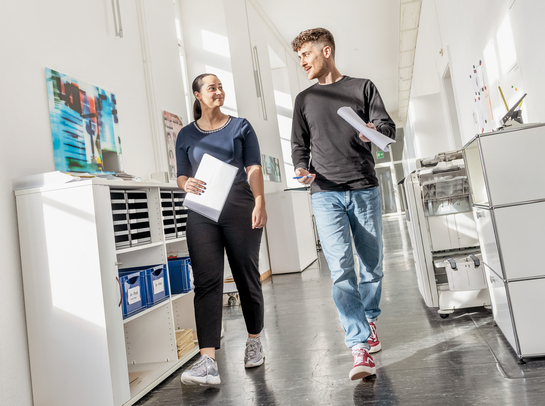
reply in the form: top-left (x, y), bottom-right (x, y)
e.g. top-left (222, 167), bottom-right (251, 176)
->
top-left (400, 151), bottom-right (491, 317)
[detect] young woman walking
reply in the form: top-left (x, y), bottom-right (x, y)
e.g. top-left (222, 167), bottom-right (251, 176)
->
top-left (176, 73), bottom-right (267, 385)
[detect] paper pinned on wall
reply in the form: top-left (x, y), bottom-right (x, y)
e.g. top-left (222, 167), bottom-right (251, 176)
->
top-left (162, 111), bottom-right (183, 180)
top-left (337, 107), bottom-right (396, 152)
top-left (183, 154), bottom-right (238, 222)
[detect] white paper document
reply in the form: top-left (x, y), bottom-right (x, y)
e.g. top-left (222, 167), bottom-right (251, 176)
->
top-left (337, 106), bottom-right (396, 152)
top-left (183, 153), bottom-right (238, 222)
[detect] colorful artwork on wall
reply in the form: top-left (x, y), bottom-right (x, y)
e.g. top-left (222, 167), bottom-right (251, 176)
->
top-left (45, 68), bottom-right (123, 174)
top-left (261, 154), bottom-right (281, 183)
top-left (162, 111), bottom-right (183, 180)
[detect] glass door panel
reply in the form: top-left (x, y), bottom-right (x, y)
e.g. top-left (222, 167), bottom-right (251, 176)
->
top-left (376, 167), bottom-right (397, 214)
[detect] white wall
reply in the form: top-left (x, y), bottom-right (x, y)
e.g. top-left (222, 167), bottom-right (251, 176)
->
top-left (403, 110), bottom-right (418, 175)
top-left (179, 0), bottom-right (240, 117)
top-left (407, 93), bottom-right (452, 159)
top-left (141, 0), bottom-right (191, 168)
top-left (411, 0), bottom-right (442, 98)
top-left (180, 0), bottom-right (314, 275)
top-left (509, 0), bottom-right (545, 122)
top-left (405, 0), bottom-right (545, 172)
top-left (224, 0), bottom-right (289, 193)
top-left (180, 0), bottom-right (293, 194)
top-left (0, 1), bottom-right (185, 404)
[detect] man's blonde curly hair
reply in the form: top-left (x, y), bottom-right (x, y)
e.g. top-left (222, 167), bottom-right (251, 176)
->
top-left (291, 28), bottom-right (336, 58)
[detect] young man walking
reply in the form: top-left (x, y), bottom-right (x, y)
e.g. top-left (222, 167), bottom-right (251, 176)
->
top-left (290, 28), bottom-right (395, 380)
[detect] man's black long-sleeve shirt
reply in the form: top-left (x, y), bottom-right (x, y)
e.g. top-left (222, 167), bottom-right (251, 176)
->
top-left (291, 76), bottom-right (396, 194)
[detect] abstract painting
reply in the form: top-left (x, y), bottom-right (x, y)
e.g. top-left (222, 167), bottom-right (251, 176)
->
top-left (261, 154), bottom-right (281, 183)
top-left (162, 111), bottom-right (183, 180)
top-left (46, 68), bottom-right (123, 174)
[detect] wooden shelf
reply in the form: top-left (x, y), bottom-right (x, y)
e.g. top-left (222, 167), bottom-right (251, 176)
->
top-left (126, 346), bottom-right (199, 405)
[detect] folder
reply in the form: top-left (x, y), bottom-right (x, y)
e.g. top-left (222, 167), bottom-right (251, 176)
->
top-left (183, 154), bottom-right (238, 222)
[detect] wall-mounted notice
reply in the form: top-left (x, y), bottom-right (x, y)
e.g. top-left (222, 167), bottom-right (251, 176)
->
top-left (470, 61), bottom-right (494, 133)
top-left (261, 154), bottom-right (281, 183)
top-left (162, 111), bottom-right (183, 180)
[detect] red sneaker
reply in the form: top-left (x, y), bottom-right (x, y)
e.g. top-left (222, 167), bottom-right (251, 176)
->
top-left (349, 346), bottom-right (376, 380)
top-left (368, 321), bottom-right (382, 353)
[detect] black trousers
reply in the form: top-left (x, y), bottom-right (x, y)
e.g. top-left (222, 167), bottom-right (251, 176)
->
top-left (186, 181), bottom-right (264, 349)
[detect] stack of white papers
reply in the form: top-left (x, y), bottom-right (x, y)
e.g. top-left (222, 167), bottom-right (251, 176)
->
top-left (183, 154), bottom-right (238, 222)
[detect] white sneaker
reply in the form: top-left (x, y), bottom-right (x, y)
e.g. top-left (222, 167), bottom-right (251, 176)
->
top-left (244, 336), bottom-right (265, 368)
top-left (181, 355), bottom-right (221, 385)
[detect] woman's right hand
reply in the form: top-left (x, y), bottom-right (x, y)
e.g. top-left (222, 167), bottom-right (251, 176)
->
top-left (183, 177), bottom-right (206, 195)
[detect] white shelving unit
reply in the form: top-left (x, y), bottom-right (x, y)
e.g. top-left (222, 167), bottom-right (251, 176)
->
top-left (14, 178), bottom-right (198, 406)
top-left (463, 124), bottom-right (545, 362)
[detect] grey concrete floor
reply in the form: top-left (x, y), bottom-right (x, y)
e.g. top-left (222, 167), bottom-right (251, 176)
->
top-left (135, 215), bottom-right (545, 405)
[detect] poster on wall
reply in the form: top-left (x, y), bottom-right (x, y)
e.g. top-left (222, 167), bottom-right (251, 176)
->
top-left (261, 154), bottom-right (281, 183)
top-left (162, 111), bottom-right (183, 180)
top-left (45, 68), bottom-right (123, 174)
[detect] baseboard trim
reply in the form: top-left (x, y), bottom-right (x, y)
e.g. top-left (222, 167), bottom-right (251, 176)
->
top-left (260, 269), bottom-right (272, 281)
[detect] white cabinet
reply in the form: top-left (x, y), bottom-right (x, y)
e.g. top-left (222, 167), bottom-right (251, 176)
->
top-left (508, 278), bottom-right (545, 356)
top-left (472, 207), bottom-right (502, 275)
top-left (484, 266), bottom-right (517, 350)
top-left (14, 178), bottom-right (198, 406)
top-left (463, 124), bottom-right (545, 361)
top-left (265, 190), bottom-right (317, 274)
top-left (485, 265), bottom-right (545, 357)
top-left (463, 124), bottom-right (545, 207)
top-left (474, 202), bottom-right (545, 280)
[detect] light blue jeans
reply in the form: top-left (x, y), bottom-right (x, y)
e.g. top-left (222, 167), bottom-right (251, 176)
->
top-left (311, 187), bottom-right (383, 349)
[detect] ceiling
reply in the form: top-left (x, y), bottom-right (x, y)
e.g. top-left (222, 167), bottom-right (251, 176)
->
top-left (254, 0), bottom-right (402, 121)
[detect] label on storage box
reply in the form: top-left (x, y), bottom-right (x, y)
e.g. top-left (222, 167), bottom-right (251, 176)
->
top-left (128, 286), bottom-right (141, 305)
top-left (153, 278), bottom-right (165, 295)
top-left (188, 264), bottom-right (194, 290)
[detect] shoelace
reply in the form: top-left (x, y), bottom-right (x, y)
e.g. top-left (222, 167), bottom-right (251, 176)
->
top-left (353, 348), bottom-right (366, 364)
top-left (246, 340), bottom-right (260, 359)
top-left (192, 356), bottom-right (208, 370)
top-left (369, 323), bottom-right (377, 341)
top-left (354, 348), bottom-right (375, 367)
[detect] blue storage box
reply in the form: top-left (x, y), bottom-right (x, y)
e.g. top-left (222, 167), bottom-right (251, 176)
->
top-left (143, 264), bottom-right (170, 307)
top-left (168, 257), bottom-right (193, 294)
top-left (118, 270), bottom-right (147, 319)
top-left (120, 264), bottom-right (170, 309)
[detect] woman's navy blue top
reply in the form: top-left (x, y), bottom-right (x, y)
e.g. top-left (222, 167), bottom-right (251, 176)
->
top-left (175, 116), bottom-right (261, 184)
